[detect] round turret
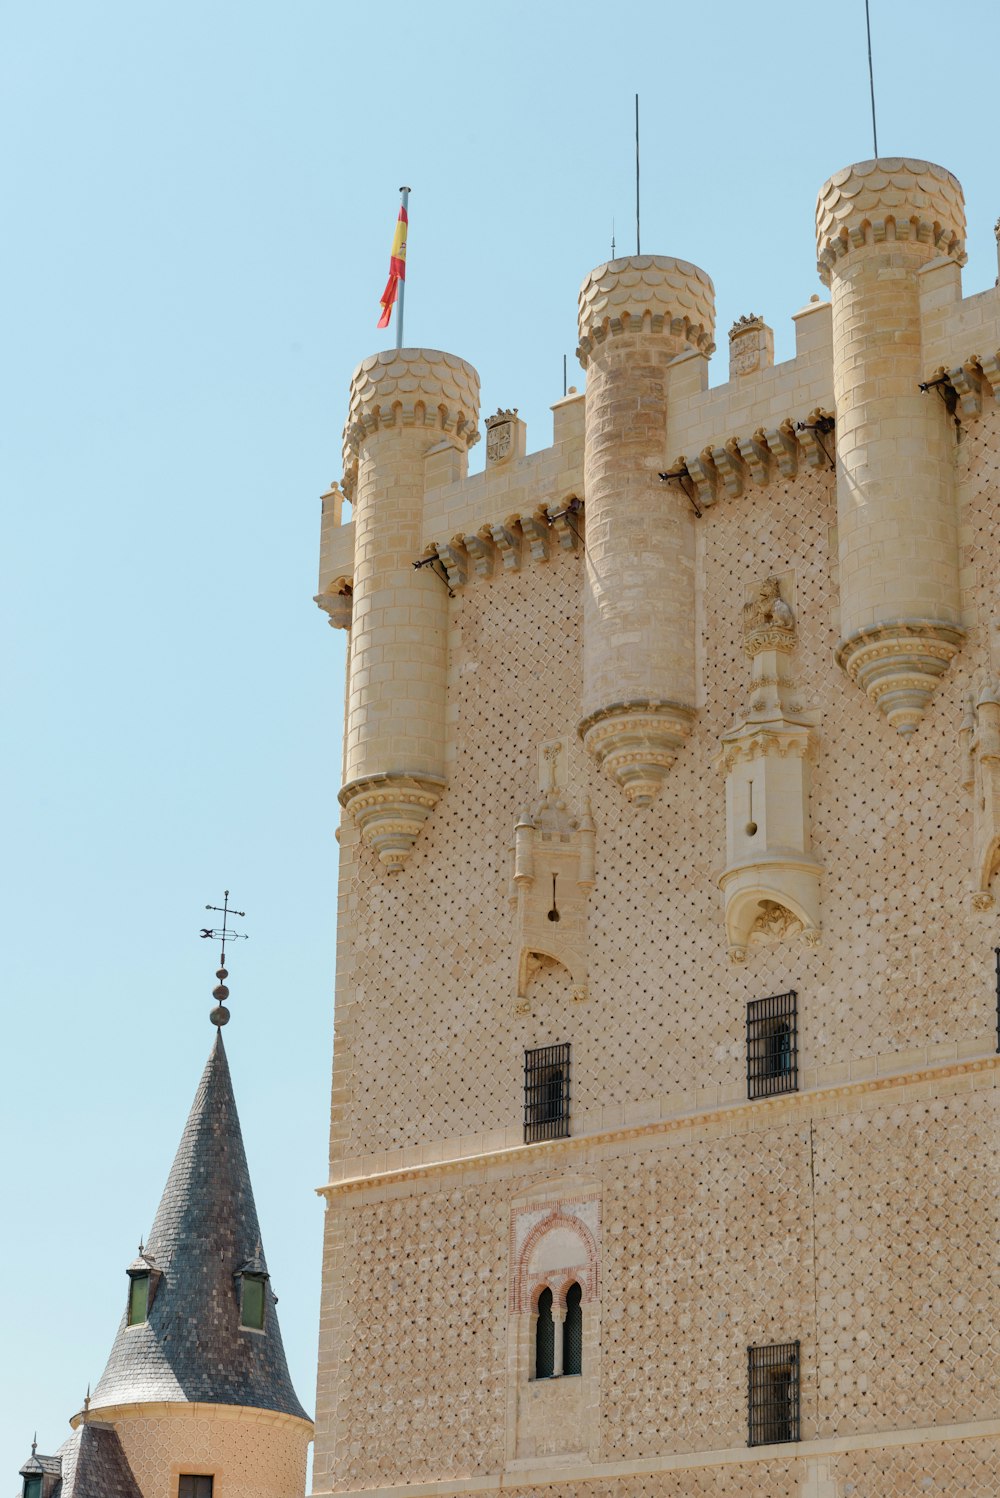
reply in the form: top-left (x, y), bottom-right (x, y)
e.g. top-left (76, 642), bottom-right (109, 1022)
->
top-left (575, 256), bottom-right (715, 804)
top-left (818, 158), bottom-right (966, 733)
top-left (339, 347), bottom-right (481, 869)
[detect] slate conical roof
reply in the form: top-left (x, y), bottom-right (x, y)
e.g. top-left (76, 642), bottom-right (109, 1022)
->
top-left (90, 1032), bottom-right (309, 1421)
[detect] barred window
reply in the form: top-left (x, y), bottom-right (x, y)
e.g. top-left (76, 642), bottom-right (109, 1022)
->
top-left (746, 991), bottom-right (798, 1099)
top-left (563, 1282), bottom-right (583, 1375)
top-left (748, 1342), bottom-right (800, 1446)
top-left (535, 1287), bottom-right (555, 1378)
top-left (524, 1043), bottom-right (570, 1143)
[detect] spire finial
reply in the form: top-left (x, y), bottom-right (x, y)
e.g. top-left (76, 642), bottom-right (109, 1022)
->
top-left (200, 889), bottom-right (247, 1027)
top-left (83, 1385), bottom-right (91, 1420)
top-left (31, 1434), bottom-right (37, 1457)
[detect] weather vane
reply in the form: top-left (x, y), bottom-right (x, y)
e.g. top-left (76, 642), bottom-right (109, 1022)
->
top-left (200, 889), bottom-right (247, 1027)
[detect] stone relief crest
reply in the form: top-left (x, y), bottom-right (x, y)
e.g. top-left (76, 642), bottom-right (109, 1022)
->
top-left (486, 407), bottom-right (517, 465)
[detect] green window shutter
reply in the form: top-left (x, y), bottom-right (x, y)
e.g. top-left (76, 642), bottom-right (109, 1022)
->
top-left (23, 1477), bottom-right (43, 1498)
top-left (241, 1275), bottom-right (266, 1330)
top-left (128, 1273), bottom-right (149, 1326)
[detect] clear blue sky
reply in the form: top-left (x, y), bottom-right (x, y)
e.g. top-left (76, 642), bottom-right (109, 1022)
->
top-left (2, 0), bottom-right (997, 1481)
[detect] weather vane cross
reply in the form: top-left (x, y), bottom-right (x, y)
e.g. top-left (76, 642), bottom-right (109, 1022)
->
top-left (200, 889), bottom-right (248, 1027)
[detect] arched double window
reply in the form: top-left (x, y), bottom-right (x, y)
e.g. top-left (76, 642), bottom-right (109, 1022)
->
top-left (534, 1281), bottom-right (583, 1379)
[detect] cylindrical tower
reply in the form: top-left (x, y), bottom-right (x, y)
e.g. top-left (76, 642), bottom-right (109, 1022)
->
top-left (576, 256), bottom-right (715, 804)
top-left (338, 348), bottom-right (480, 869)
top-left (817, 158), bottom-right (967, 733)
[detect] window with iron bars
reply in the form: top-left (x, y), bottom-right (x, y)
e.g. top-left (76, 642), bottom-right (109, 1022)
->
top-left (748, 1341), bottom-right (800, 1446)
top-left (746, 991), bottom-right (798, 1099)
top-left (524, 1043), bottom-right (570, 1143)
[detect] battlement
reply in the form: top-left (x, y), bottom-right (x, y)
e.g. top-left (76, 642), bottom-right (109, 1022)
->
top-left (317, 155), bottom-right (1000, 861)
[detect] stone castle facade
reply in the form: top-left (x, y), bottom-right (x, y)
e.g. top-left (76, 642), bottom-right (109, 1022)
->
top-left (312, 157), bottom-right (1000, 1498)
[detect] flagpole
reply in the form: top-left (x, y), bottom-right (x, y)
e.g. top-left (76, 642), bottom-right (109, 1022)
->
top-left (396, 185), bottom-right (410, 349)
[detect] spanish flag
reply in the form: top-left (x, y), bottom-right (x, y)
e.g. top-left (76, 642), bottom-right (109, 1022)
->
top-left (377, 202), bottom-right (408, 330)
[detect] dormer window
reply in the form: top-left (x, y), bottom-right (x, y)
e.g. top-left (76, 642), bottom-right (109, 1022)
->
top-left (128, 1272), bottom-right (149, 1326)
top-left (23, 1478), bottom-right (42, 1498)
top-left (240, 1273), bottom-right (266, 1330)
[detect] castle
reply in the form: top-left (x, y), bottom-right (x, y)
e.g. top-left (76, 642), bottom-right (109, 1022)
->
top-left (311, 157), bottom-right (999, 1498)
top-left (18, 154), bottom-right (999, 1498)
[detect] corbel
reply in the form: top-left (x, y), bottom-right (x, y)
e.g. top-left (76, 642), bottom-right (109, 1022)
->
top-left (737, 429), bottom-right (772, 487)
top-left (545, 498), bottom-right (582, 550)
top-left (436, 538), bottom-right (468, 590)
top-left (711, 439), bottom-right (747, 499)
top-left (795, 410), bottom-right (836, 471)
top-left (687, 448), bottom-right (719, 510)
top-left (519, 512), bottom-right (551, 564)
top-left (977, 351), bottom-right (1000, 400)
top-left (763, 419), bottom-right (799, 479)
top-left (463, 529), bottom-right (496, 579)
top-left (489, 520), bottom-right (521, 571)
top-left (948, 361), bottom-right (985, 420)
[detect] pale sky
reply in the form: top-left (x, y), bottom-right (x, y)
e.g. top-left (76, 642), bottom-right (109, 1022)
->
top-left (3, 0), bottom-right (998, 1481)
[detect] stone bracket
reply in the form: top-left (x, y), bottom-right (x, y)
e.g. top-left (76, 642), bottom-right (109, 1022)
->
top-left (663, 408), bottom-right (834, 515)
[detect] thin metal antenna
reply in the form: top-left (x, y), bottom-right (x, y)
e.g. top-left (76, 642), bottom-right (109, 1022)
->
top-left (864, 0), bottom-right (879, 158)
top-left (635, 94), bottom-right (641, 254)
top-left (611, 217), bottom-right (616, 260)
top-left (563, 354), bottom-right (567, 398)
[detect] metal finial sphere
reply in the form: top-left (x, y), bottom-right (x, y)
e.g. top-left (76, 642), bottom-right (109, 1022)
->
top-left (213, 982), bottom-right (230, 1001)
top-left (210, 1004), bottom-right (231, 1027)
top-left (216, 967), bottom-right (228, 980)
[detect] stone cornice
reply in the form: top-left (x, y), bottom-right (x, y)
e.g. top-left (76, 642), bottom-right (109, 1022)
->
top-left (317, 1053), bottom-right (997, 1199)
top-left (69, 1400), bottom-right (314, 1433)
top-left (313, 1419), bottom-right (1000, 1498)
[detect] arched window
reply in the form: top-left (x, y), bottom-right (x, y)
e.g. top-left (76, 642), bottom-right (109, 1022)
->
top-left (535, 1287), bottom-right (554, 1378)
top-left (563, 1282), bottom-right (583, 1375)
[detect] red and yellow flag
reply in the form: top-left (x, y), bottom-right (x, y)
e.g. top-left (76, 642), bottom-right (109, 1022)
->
top-left (377, 203), bottom-right (408, 329)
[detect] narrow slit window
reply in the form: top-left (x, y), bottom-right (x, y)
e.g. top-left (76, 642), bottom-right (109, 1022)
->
top-left (178, 1478), bottom-right (214, 1498)
top-left (524, 1043), bottom-right (571, 1143)
top-left (534, 1288), bottom-right (555, 1378)
top-left (746, 991), bottom-right (798, 1099)
top-left (748, 1341), bottom-right (800, 1446)
top-left (240, 1274), bottom-right (266, 1331)
top-left (563, 1282), bottom-right (583, 1375)
top-left (128, 1272), bottom-right (149, 1326)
